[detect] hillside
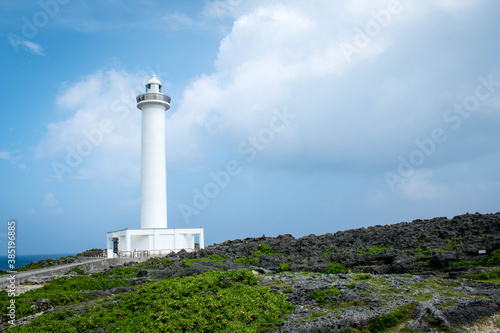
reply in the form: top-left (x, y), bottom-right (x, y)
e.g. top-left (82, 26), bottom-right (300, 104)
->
top-left (1, 212), bottom-right (499, 332)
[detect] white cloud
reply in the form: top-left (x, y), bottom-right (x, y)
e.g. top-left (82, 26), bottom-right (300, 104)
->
top-left (398, 171), bottom-right (446, 201)
top-left (36, 1), bottom-right (500, 186)
top-left (158, 12), bottom-right (194, 30)
top-left (0, 151), bottom-right (14, 161)
top-left (19, 40), bottom-right (45, 55)
top-left (41, 192), bottom-right (59, 208)
top-left (36, 70), bottom-right (145, 183)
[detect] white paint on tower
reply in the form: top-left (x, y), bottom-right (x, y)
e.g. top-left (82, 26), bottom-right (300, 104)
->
top-left (137, 74), bottom-right (170, 229)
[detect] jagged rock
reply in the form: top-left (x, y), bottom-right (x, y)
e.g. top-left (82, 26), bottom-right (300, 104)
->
top-left (81, 290), bottom-right (107, 298)
top-left (202, 291), bottom-right (217, 297)
top-left (409, 297), bottom-right (500, 332)
top-left (24, 277), bottom-right (43, 285)
top-left (429, 252), bottom-right (458, 269)
top-left (173, 265), bottom-right (219, 278)
top-left (31, 299), bottom-right (52, 312)
top-left (127, 277), bottom-right (155, 286)
top-left (106, 287), bottom-right (134, 294)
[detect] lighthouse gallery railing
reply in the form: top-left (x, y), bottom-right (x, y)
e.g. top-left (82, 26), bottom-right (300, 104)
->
top-left (136, 93), bottom-right (171, 104)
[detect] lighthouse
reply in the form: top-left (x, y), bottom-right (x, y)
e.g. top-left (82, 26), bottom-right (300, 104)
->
top-left (106, 74), bottom-right (204, 258)
top-left (137, 74), bottom-right (169, 229)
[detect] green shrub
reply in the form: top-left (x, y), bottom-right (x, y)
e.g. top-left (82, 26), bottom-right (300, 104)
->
top-left (322, 246), bottom-right (335, 255)
top-left (324, 263), bottom-right (347, 274)
top-left (234, 256), bottom-right (260, 264)
top-left (355, 274), bottom-right (371, 280)
top-left (368, 313), bottom-right (398, 332)
top-left (102, 266), bottom-right (138, 278)
top-left (487, 249), bottom-right (500, 266)
top-left (254, 243), bottom-right (282, 256)
top-left (346, 283), bottom-right (356, 289)
top-left (8, 269), bottom-right (294, 333)
top-left (465, 268), bottom-right (500, 281)
top-left (283, 287), bottom-right (293, 293)
top-left (0, 273), bottom-right (131, 319)
top-left (451, 260), bottom-right (479, 268)
top-left (408, 248), bottom-right (423, 252)
top-left (310, 288), bottom-right (341, 302)
top-left (209, 254), bottom-right (227, 261)
top-left (422, 248), bottom-right (446, 254)
top-left (158, 258), bottom-right (171, 266)
top-left (280, 263), bottom-right (290, 271)
top-left (367, 245), bottom-right (393, 254)
top-left (67, 267), bottom-right (85, 275)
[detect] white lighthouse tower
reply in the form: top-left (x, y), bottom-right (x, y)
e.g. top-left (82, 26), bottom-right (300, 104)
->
top-left (106, 74), bottom-right (204, 258)
top-left (138, 74), bottom-right (169, 229)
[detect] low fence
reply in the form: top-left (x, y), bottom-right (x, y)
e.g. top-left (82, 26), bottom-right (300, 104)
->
top-left (118, 248), bottom-right (195, 258)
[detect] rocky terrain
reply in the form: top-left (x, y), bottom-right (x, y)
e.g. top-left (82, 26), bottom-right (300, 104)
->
top-left (1, 212), bottom-right (499, 332)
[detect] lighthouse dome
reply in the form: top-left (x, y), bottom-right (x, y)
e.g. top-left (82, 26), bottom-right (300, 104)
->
top-left (146, 74), bottom-right (162, 86)
top-left (145, 74), bottom-right (162, 93)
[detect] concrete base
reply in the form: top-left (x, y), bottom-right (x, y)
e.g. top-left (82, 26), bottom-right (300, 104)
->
top-left (106, 227), bottom-right (204, 258)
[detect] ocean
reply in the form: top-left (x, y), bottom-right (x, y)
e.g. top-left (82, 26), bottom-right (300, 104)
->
top-left (0, 253), bottom-right (77, 271)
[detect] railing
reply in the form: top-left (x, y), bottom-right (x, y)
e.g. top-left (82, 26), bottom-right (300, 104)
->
top-left (118, 251), bottom-right (132, 258)
top-left (133, 250), bottom-right (149, 258)
top-left (136, 93), bottom-right (171, 104)
top-left (117, 248), bottom-right (196, 258)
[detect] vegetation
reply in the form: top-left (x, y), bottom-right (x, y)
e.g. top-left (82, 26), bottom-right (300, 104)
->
top-left (280, 263), bottom-right (290, 271)
top-left (367, 245), bottom-right (393, 254)
top-left (363, 303), bottom-right (416, 332)
top-left (253, 243), bottom-right (282, 256)
top-left (367, 313), bottom-right (399, 332)
top-left (354, 273), bottom-right (371, 280)
top-left (141, 257), bottom-right (171, 267)
top-left (77, 248), bottom-right (105, 257)
top-left (8, 269), bottom-right (294, 333)
top-left (66, 267), bottom-right (85, 275)
top-left (233, 256), bottom-right (260, 264)
top-left (450, 249), bottom-right (500, 268)
top-left (310, 288), bottom-right (341, 303)
top-left (183, 254), bottom-right (227, 266)
top-left (324, 263), bottom-right (347, 274)
top-left (322, 246), bottom-right (335, 255)
top-left (0, 267), bottom-right (132, 319)
top-left (463, 268), bottom-right (500, 282)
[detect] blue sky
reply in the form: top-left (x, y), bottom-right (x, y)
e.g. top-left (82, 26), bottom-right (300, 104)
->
top-left (1, 0), bottom-right (499, 255)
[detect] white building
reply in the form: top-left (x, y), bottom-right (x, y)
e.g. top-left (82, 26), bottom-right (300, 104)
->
top-left (107, 74), bottom-right (204, 258)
